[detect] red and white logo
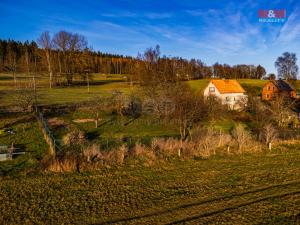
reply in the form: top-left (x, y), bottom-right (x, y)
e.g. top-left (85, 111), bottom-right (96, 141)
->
top-left (258, 9), bottom-right (286, 22)
top-left (258, 10), bottom-right (286, 18)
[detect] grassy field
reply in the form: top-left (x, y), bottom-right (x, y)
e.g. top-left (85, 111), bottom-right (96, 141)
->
top-left (1, 73), bottom-right (300, 224)
top-left (0, 73), bottom-right (131, 106)
top-left (0, 73), bottom-right (269, 106)
top-left (0, 145), bottom-right (299, 224)
top-left (188, 79), bottom-right (267, 94)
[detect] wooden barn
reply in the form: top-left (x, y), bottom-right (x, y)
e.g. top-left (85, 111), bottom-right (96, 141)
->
top-left (262, 80), bottom-right (296, 101)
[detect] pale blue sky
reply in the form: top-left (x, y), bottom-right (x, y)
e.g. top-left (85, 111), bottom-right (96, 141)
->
top-left (1, 0), bottom-right (300, 74)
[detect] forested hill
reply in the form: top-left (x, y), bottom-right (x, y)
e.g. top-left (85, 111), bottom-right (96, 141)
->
top-left (0, 30), bottom-right (267, 86)
top-left (0, 38), bottom-right (134, 76)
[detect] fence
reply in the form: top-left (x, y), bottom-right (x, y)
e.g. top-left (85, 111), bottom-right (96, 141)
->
top-left (0, 145), bottom-right (24, 161)
top-left (35, 108), bottom-right (61, 156)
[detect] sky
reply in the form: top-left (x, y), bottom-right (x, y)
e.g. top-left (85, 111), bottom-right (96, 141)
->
top-left (1, 0), bottom-right (300, 74)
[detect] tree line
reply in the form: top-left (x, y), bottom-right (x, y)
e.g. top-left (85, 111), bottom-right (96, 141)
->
top-left (0, 30), bottom-right (269, 88)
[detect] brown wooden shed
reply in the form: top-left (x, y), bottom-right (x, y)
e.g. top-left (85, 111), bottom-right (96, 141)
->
top-left (262, 80), bottom-right (296, 100)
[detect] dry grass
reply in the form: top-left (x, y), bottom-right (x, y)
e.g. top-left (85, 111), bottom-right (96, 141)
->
top-left (130, 143), bottom-right (157, 166)
top-left (44, 126), bottom-right (267, 173)
top-left (62, 130), bottom-right (86, 146)
top-left (101, 145), bottom-right (127, 165)
top-left (44, 154), bottom-right (78, 172)
top-left (44, 144), bottom-right (128, 172)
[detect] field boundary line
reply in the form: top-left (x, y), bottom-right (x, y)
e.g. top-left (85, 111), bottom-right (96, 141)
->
top-left (35, 108), bottom-right (61, 156)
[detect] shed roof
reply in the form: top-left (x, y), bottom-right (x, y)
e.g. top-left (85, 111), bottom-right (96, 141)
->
top-left (271, 80), bottom-right (295, 92)
top-left (210, 79), bottom-right (246, 94)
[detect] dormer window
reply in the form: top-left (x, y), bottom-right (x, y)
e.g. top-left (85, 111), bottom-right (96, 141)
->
top-left (209, 87), bottom-right (215, 92)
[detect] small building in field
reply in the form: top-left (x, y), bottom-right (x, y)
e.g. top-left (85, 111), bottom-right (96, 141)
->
top-left (203, 79), bottom-right (247, 110)
top-left (262, 79), bottom-right (296, 101)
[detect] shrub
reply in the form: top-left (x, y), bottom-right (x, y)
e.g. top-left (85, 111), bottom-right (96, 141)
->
top-left (44, 144), bottom-right (128, 172)
top-left (261, 123), bottom-right (277, 150)
top-left (83, 144), bottom-right (101, 162)
top-left (151, 138), bottom-right (198, 159)
top-left (231, 124), bottom-right (257, 153)
top-left (151, 138), bottom-right (181, 157)
top-left (130, 143), bottom-right (156, 165)
top-left (102, 145), bottom-right (128, 165)
top-left (44, 153), bottom-right (77, 172)
top-left (191, 126), bottom-right (232, 157)
top-left (63, 130), bottom-right (86, 146)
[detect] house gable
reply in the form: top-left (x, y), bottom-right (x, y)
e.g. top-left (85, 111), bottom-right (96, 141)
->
top-left (262, 81), bottom-right (278, 100)
top-left (203, 81), bottom-right (221, 96)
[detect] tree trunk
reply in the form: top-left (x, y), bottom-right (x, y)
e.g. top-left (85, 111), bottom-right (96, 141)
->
top-left (25, 50), bottom-right (30, 76)
top-left (268, 142), bottom-right (272, 150)
top-left (87, 73), bottom-right (90, 92)
top-left (13, 69), bottom-right (17, 90)
top-left (95, 112), bottom-right (99, 128)
top-left (46, 50), bottom-right (52, 88)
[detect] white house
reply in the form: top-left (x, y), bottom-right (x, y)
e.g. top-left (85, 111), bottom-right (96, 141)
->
top-left (203, 79), bottom-right (247, 110)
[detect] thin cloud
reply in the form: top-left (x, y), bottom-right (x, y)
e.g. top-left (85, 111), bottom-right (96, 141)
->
top-left (100, 11), bottom-right (172, 20)
top-left (276, 8), bottom-right (300, 43)
top-left (100, 11), bottom-right (137, 18)
top-left (144, 12), bottom-right (172, 19)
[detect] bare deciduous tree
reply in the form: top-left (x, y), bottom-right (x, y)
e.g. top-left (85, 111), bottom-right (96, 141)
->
top-left (7, 42), bottom-right (18, 89)
top-left (261, 123), bottom-right (277, 150)
top-left (13, 89), bottom-right (37, 112)
top-left (52, 30), bottom-right (88, 85)
top-left (232, 124), bottom-right (252, 153)
top-left (90, 96), bottom-right (110, 128)
top-left (171, 84), bottom-right (204, 141)
top-left (38, 31), bottom-right (53, 88)
top-left (111, 90), bottom-right (126, 117)
top-left (270, 96), bottom-right (295, 127)
top-left (275, 52), bottom-right (298, 80)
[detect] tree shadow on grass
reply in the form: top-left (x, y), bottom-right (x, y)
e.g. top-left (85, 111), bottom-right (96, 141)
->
top-left (86, 131), bottom-right (100, 141)
top-left (0, 160), bottom-right (28, 176)
top-left (58, 79), bottom-right (125, 87)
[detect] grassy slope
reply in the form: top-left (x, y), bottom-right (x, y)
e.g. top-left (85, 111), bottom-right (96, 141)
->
top-left (187, 79), bottom-right (267, 94)
top-left (0, 73), bottom-right (131, 106)
top-left (0, 146), bottom-right (299, 224)
top-left (0, 73), bottom-right (269, 106)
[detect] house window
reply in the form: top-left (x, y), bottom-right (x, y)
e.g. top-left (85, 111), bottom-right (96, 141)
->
top-left (268, 86), bottom-right (271, 90)
top-left (266, 94), bottom-right (269, 98)
top-left (226, 96), bottom-right (230, 101)
top-left (209, 87), bottom-right (215, 92)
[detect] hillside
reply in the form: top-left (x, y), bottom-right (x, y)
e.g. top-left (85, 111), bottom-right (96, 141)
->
top-left (0, 73), bottom-right (270, 107)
